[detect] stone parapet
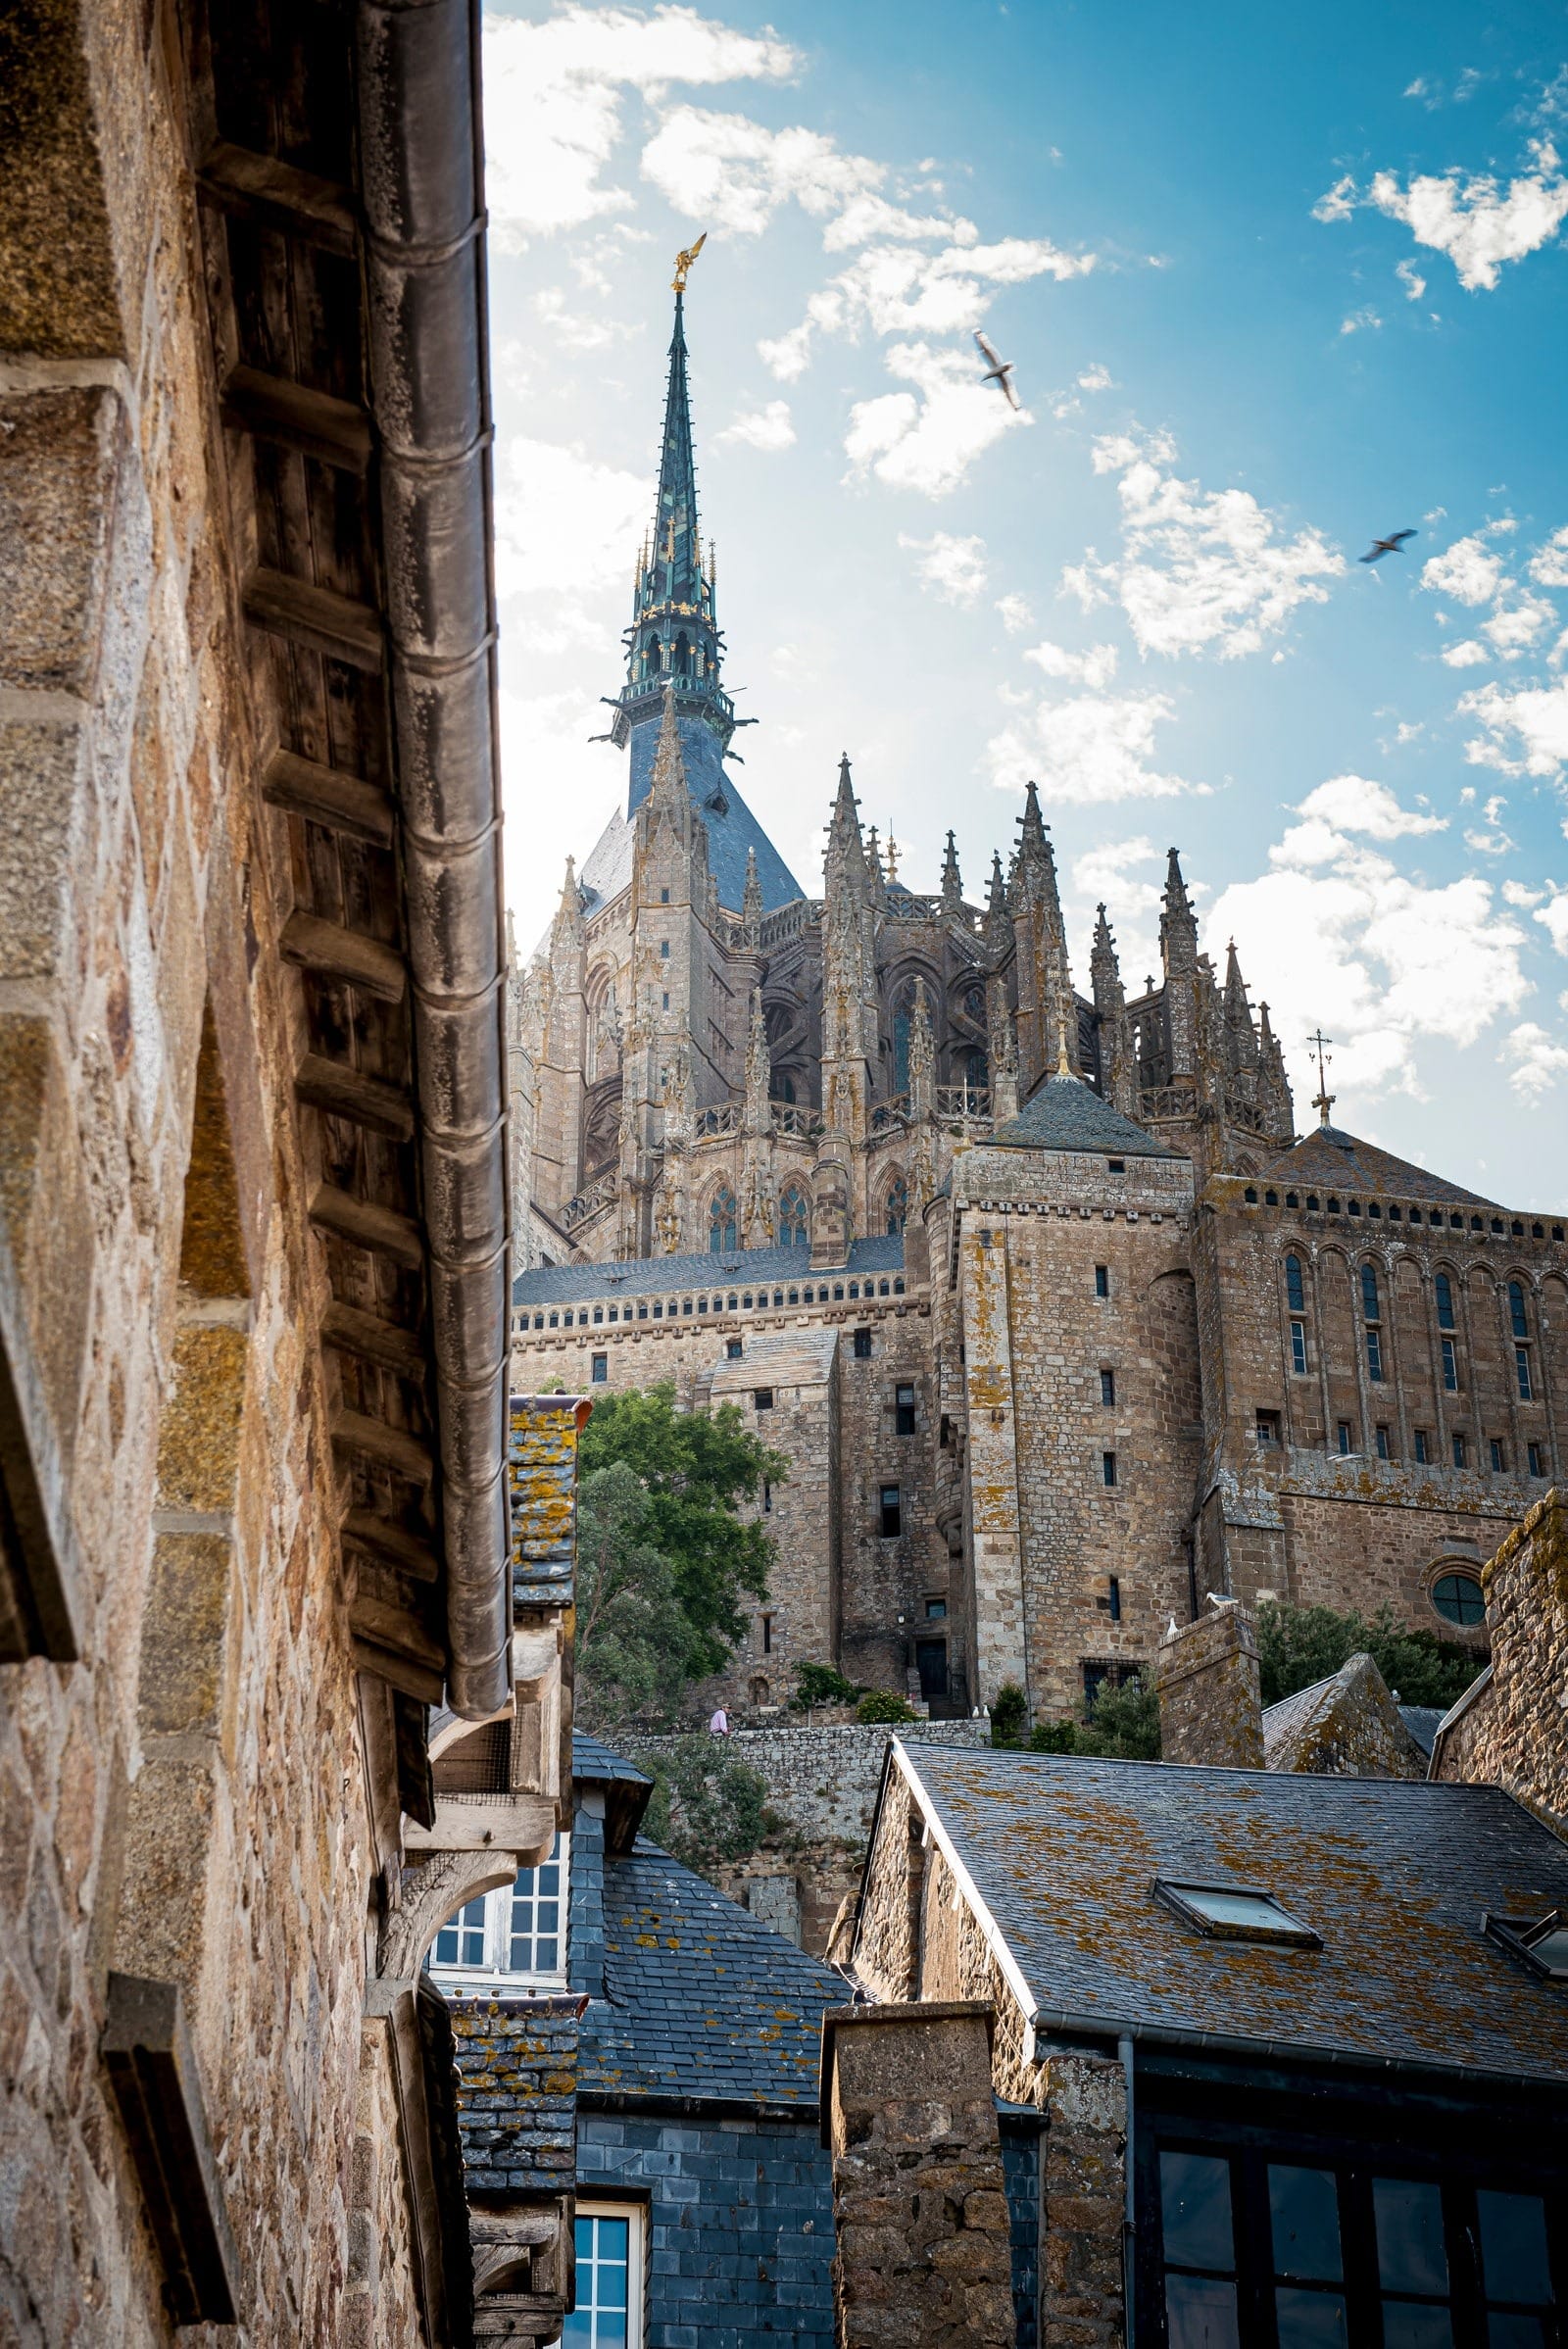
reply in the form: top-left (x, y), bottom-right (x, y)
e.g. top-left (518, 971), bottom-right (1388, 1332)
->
top-left (1156, 1599), bottom-right (1265, 1767)
top-left (821, 2001), bottom-right (1015, 2349)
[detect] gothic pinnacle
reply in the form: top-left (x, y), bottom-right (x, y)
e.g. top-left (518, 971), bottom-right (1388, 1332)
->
top-left (941, 829), bottom-right (962, 906)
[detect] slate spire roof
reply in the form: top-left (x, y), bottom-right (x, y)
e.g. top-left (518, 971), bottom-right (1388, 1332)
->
top-left (990, 1069), bottom-right (1176, 1157)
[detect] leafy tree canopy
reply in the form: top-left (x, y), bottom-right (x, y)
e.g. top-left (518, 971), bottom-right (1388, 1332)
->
top-left (993, 1676), bottom-right (1162, 1760)
top-left (856, 1689), bottom-right (916, 1725)
top-left (1256, 1599), bottom-right (1484, 1713)
top-left (578, 1385), bottom-right (786, 1678)
top-left (632, 1736), bottom-right (768, 1872)
top-left (574, 1462), bottom-right (693, 1733)
top-left (791, 1661), bottom-right (861, 1711)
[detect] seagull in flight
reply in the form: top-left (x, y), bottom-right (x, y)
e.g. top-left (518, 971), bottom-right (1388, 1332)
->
top-left (973, 329), bottom-right (1020, 411)
top-left (1360, 528), bottom-right (1416, 564)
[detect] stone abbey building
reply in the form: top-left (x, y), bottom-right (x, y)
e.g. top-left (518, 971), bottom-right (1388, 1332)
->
top-left (512, 287), bottom-right (1568, 1726)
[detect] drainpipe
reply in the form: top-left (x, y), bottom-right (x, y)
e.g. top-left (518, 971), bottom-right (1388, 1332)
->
top-left (1119, 2033), bottom-right (1137, 2349)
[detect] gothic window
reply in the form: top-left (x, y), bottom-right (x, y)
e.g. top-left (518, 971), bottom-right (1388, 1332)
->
top-left (963, 1048), bottom-right (989, 1095)
top-left (644, 634), bottom-right (662, 678)
top-left (1508, 1280), bottom-right (1529, 1339)
top-left (885, 1176), bottom-right (909, 1236)
top-left (778, 1185), bottom-right (809, 1247)
top-left (892, 980), bottom-right (916, 1095)
top-left (709, 1187), bottom-right (738, 1251)
top-left (775, 1073), bottom-right (797, 1103)
top-left (1361, 1263), bottom-right (1381, 1322)
top-left (1285, 1253), bottom-right (1305, 1313)
top-left (674, 632), bottom-right (690, 674)
top-left (1435, 1271), bottom-right (1455, 1329)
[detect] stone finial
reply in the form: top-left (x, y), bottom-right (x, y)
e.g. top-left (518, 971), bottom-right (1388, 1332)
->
top-left (941, 828), bottom-right (962, 908)
top-left (821, 2002), bottom-right (1014, 2349)
top-left (1156, 1597), bottom-right (1264, 1768)
top-left (1159, 845), bottom-right (1199, 976)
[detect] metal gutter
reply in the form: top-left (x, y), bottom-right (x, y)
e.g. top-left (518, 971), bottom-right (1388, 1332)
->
top-left (356, 0), bottom-right (512, 1717)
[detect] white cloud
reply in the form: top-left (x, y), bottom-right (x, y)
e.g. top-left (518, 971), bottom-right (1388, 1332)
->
top-left (1483, 589), bottom-right (1555, 654)
top-left (1528, 525), bottom-right (1568, 587)
top-left (1076, 363), bottom-right (1114, 391)
top-left (844, 340), bottom-right (1027, 498)
top-left (482, 7), bottom-right (797, 246)
top-left (1292, 774), bottom-right (1446, 842)
top-left (1312, 174), bottom-right (1357, 223)
top-left (492, 434), bottom-right (650, 649)
top-left (1360, 139), bottom-right (1568, 291)
top-left (1072, 437), bottom-right (1344, 661)
top-left (533, 285), bottom-right (634, 350)
top-left (641, 108), bottom-right (883, 237)
top-left (1340, 306), bottom-right (1384, 334)
top-left (716, 400), bottom-right (797, 451)
top-left (1091, 426), bottom-right (1176, 475)
top-left (994, 593), bottom-right (1035, 634)
top-left (1024, 639), bottom-right (1119, 688)
top-left (1441, 639), bottom-right (1492, 667)
top-left (1420, 532), bottom-right (1506, 605)
top-left (1208, 821), bottom-right (1529, 1099)
top-left (760, 231), bottom-right (1093, 380)
top-left (1535, 887), bottom-right (1568, 954)
top-left (899, 529), bottom-right (988, 606)
top-left (1464, 795), bottom-right (1517, 855)
top-left (1458, 676), bottom-right (1568, 778)
top-left (1502, 1021), bottom-right (1568, 1099)
top-left (987, 688), bottom-right (1199, 805)
top-left (1396, 258), bottom-right (1428, 300)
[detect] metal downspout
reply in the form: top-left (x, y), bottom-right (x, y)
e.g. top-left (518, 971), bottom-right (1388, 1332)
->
top-left (356, 0), bottom-right (512, 1717)
top-left (1120, 2033), bottom-right (1137, 2349)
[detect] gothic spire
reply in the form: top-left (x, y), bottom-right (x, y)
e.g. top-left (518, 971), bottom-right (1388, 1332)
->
top-left (611, 283), bottom-right (736, 754)
top-left (985, 850), bottom-right (1010, 954)
top-left (1160, 845), bottom-right (1199, 976)
top-left (941, 829), bottom-right (962, 909)
top-left (1091, 904), bottom-right (1125, 1015)
top-left (825, 755), bottom-right (869, 896)
top-left (1223, 938), bottom-right (1259, 1072)
top-left (552, 856), bottom-right (583, 946)
top-left (741, 846), bottom-right (763, 942)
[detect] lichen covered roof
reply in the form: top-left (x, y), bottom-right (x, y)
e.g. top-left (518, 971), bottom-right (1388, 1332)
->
top-left (514, 1234), bottom-right (904, 1308)
top-left (579, 1839), bottom-right (841, 2109)
top-left (899, 1744), bottom-right (1568, 2083)
top-left (990, 1072), bottom-right (1176, 1158)
top-left (508, 1395), bottom-right (591, 1608)
top-left (1260, 1122), bottom-right (1496, 1208)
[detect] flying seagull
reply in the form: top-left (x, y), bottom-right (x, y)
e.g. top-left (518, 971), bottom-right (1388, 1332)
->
top-left (1360, 528), bottom-right (1416, 564)
top-left (973, 328), bottom-right (1020, 411)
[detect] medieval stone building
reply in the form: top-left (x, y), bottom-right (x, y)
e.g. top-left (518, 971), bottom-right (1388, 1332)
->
top-left (511, 288), bottom-right (1568, 1730)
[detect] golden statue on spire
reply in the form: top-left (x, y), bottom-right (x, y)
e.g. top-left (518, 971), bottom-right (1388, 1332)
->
top-left (672, 231), bottom-right (707, 292)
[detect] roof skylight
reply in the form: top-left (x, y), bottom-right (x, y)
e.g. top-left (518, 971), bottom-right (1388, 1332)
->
top-left (1485, 1909), bottom-right (1568, 1982)
top-left (1154, 1880), bottom-right (1321, 1949)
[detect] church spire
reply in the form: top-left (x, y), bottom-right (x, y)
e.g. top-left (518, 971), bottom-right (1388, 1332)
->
top-left (1160, 846), bottom-right (1199, 976)
top-left (985, 851), bottom-right (1010, 954)
top-left (941, 829), bottom-right (962, 910)
top-left (611, 279), bottom-right (736, 754)
top-left (1223, 938), bottom-right (1259, 1073)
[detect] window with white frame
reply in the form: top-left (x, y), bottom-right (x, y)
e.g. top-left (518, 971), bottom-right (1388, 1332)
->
top-left (426, 1834), bottom-right (569, 1994)
top-left (564, 2205), bottom-right (642, 2347)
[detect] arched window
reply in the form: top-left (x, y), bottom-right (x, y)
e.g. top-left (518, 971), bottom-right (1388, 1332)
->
top-left (1285, 1254), bottom-right (1304, 1313)
top-left (644, 635), bottom-right (662, 678)
top-left (1435, 1271), bottom-right (1455, 1330)
top-left (1361, 1263), bottom-right (1380, 1323)
top-left (709, 1188), bottom-right (738, 1252)
top-left (775, 1074), bottom-right (797, 1104)
top-left (963, 1048), bottom-right (989, 1095)
top-left (674, 632), bottom-right (690, 675)
top-left (892, 979), bottom-right (916, 1095)
top-left (778, 1186), bottom-right (809, 1247)
top-left (1508, 1279), bottom-right (1529, 1339)
top-left (885, 1176), bottom-right (909, 1236)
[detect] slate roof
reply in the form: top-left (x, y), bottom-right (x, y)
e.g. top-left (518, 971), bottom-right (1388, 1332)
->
top-left (893, 1743), bottom-right (1568, 2085)
top-left (1398, 1705), bottom-right (1447, 1759)
top-left (514, 1234), bottom-right (905, 1309)
top-left (507, 1395), bottom-right (591, 1608)
top-left (990, 1072), bottom-right (1177, 1158)
top-left (575, 714), bottom-right (803, 919)
top-left (1260, 1122), bottom-right (1497, 1209)
top-left (578, 1839), bottom-right (842, 2110)
top-left (572, 1732), bottom-right (653, 1788)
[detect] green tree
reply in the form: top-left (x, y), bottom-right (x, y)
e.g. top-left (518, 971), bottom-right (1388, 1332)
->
top-left (856, 1689), bottom-right (916, 1725)
top-left (1073, 1677), bottom-right (1162, 1759)
top-left (573, 1462), bottom-right (692, 1732)
top-left (1256, 1599), bottom-right (1483, 1712)
top-left (990, 1682), bottom-right (1028, 1748)
top-left (633, 1736), bottom-right (768, 1872)
top-left (790, 1660), bottom-right (861, 1711)
top-left (578, 1385), bottom-right (787, 1677)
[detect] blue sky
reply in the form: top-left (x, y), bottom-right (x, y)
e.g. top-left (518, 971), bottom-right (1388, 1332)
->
top-left (481, 0), bottom-right (1568, 1204)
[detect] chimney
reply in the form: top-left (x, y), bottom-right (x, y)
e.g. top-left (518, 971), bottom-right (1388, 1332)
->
top-left (820, 2001), bottom-right (1015, 2347)
top-left (1156, 1598), bottom-right (1264, 1768)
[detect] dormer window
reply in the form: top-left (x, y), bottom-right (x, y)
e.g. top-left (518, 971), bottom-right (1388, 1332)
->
top-left (1154, 1880), bottom-right (1320, 1948)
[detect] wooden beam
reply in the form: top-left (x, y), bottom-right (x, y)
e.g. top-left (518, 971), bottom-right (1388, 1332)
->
top-left (332, 1407), bottom-right (434, 1487)
top-left (402, 1791), bottom-right (557, 1858)
top-left (309, 1184), bottom-right (422, 1269)
top-left (101, 1977), bottom-right (240, 2325)
top-left (341, 1508), bottom-right (441, 1585)
top-left (243, 568), bottom-right (384, 672)
top-left (281, 910), bottom-right (406, 1004)
top-left (352, 1635), bottom-right (444, 1707)
top-left (351, 1590), bottom-right (446, 1673)
top-left (198, 139), bottom-right (356, 256)
top-left (322, 1300), bottom-right (427, 1384)
top-left (264, 750), bottom-right (395, 849)
top-left (296, 1054), bottom-right (414, 1143)
top-left (220, 365), bottom-right (371, 472)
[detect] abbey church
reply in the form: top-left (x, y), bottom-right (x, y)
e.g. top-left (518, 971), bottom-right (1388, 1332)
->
top-left (510, 286), bottom-right (1568, 1725)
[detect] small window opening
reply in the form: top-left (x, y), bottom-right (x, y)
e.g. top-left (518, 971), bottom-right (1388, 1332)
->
top-left (1102, 1450), bottom-right (1118, 1489)
top-left (1528, 1442), bottom-right (1544, 1478)
top-left (1414, 1430), bottom-right (1430, 1465)
top-left (591, 1352), bottom-right (608, 1385)
top-left (726, 1338), bottom-right (743, 1361)
top-left (754, 1388), bottom-right (774, 1411)
top-left (1290, 1321), bottom-right (1307, 1375)
top-left (1153, 1880), bottom-right (1320, 1948)
top-left (1095, 1265), bottom-right (1110, 1298)
top-left (761, 1613), bottom-right (773, 1652)
top-left (1337, 1422), bottom-right (1352, 1455)
top-left (853, 1327), bottom-right (872, 1360)
top-left (879, 1485), bottom-right (903, 1539)
top-left (1452, 1432), bottom-right (1466, 1469)
top-left (1375, 1424), bottom-right (1390, 1460)
top-left (895, 1384), bottom-right (916, 1436)
top-left (1432, 1570), bottom-right (1484, 1627)
top-left (1107, 1576), bottom-right (1122, 1624)
top-left (1489, 1437), bottom-right (1504, 1474)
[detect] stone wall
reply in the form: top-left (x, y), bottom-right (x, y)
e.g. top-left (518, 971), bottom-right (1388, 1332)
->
top-left (0, 2), bottom-right (472, 2336)
top-left (952, 1146), bottom-right (1202, 1722)
top-left (823, 2001), bottom-right (1015, 2349)
top-left (513, 1286), bottom-right (951, 1704)
top-left (1155, 1602), bottom-right (1264, 1768)
top-left (1436, 1490), bottom-right (1568, 1835)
